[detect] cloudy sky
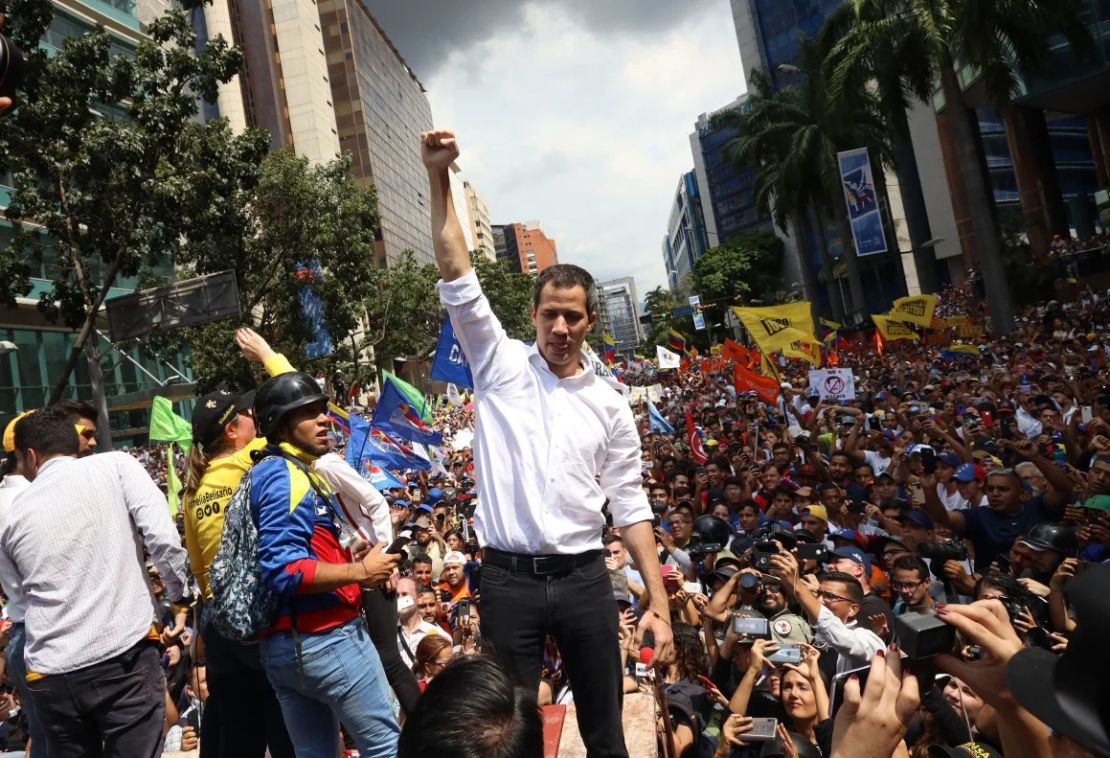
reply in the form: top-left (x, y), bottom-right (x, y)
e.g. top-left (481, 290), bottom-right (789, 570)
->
top-left (364, 0), bottom-right (746, 299)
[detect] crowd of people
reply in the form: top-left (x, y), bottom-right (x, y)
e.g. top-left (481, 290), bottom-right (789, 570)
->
top-left (0, 128), bottom-right (1106, 758)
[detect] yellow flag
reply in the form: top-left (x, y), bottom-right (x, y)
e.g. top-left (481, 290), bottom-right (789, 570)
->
top-left (783, 338), bottom-right (822, 367)
top-left (819, 318), bottom-right (842, 330)
top-left (733, 303), bottom-right (816, 353)
top-left (889, 294), bottom-right (938, 327)
top-left (872, 313), bottom-right (920, 342)
top-left (760, 352), bottom-right (781, 382)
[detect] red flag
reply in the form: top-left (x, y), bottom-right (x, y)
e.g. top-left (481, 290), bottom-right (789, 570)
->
top-left (685, 407), bottom-right (707, 465)
top-left (733, 363), bottom-right (781, 405)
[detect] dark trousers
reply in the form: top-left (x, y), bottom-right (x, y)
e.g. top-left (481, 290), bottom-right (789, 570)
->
top-left (361, 587), bottom-right (422, 716)
top-left (200, 619), bottom-right (295, 758)
top-left (25, 640), bottom-right (164, 758)
top-left (480, 553), bottom-right (627, 758)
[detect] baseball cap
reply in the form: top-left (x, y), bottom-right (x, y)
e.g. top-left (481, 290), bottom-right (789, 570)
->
top-left (442, 551), bottom-right (467, 566)
top-left (831, 546), bottom-right (871, 573)
top-left (1081, 494), bottom-right (1110, 511)
top-left (427, 487), bottom-right (446, 504)
top-left (2, 410), bottom-right (35, 454)
top-left (953, 463), bottom-right (985, 483)
top-left (415, 503), bottom-right (433, 514)
top-left (901, 510), bottom-right (935, 530)
top-left (832, 529), bottom-right (868, 549)
top-left (1007, 564), bottom-right (1110, 754)
top-left (390, 499), bottom-right (411, 509)
top-left (938, 452), bottom-right (961, 469)
top-left (408, 513), bottom-right (433, 530)
top-left (191, 389), bottom-right (256, 447)
top-left (800, 505), bottom-right (828, 523)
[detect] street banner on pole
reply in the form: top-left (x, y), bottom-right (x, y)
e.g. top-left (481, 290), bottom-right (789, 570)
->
top-left (837, 147), bottom-right (887, 256)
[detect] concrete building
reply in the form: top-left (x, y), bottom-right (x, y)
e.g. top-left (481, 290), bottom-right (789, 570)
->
top-left (449, 164), bottom-right (476, 254)
top-left (463, 181), bottom-right (496, 261)
top-left (663, 171), bottom-right (710, 290)
top-left (318, 0), bottom-right (435, 266)
top-left (597, 277), bottom-right (644, 354)
top-left (492, 222), bottom-right (558, 276)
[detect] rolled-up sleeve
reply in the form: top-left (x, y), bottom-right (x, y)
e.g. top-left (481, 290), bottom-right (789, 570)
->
top-left (437, 270), bottom-right (515, 389)
top-left (601, 401), bottom-right (652, 527)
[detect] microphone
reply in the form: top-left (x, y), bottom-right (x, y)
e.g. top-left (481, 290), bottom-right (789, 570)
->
top-left (639, 646), bottom-right (654, 666)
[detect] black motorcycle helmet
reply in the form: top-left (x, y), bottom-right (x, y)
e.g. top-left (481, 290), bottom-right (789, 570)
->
top-left (254, 371), bottom-right (328, 439)
top-left (692, 514), bottom-right (730, 552)
top-left (1017, 522), bottom-right (1078, 555)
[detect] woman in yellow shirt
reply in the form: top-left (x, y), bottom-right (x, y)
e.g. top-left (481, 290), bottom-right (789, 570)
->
top-left (182, 327), bottom-right (295, 758)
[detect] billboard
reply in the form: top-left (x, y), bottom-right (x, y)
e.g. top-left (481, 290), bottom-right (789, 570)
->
top-left (837, 147), bottom-right (887, 256)
top-left (105, 271), bottom-right (240, 341)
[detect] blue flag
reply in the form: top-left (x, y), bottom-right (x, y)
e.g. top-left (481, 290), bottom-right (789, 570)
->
top-left (371, 377), bottom-right (444, 446)
top-left (346, 414), bottom-right (431, 471)
top-left (430, 315), bottom-right (474, 389)
top-left (362, 461), bottom-right (404, 491)
top-left (647, 397), bottom-right (675, 435)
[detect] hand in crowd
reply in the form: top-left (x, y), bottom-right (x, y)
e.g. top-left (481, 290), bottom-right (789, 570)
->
top-left (359, 543), bottom-right (401, 585)
top-left (235, 327), bottom-right (275, 364)
top-left (830, 646), bottom-right (920, 758)
top-left (936, 601), bottom-right (1024, 709)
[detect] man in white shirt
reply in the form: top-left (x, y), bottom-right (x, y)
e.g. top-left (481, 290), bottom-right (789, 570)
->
top-left (395, 577), bottom-right (449, 669)
top-left (421, 129), bottom-right (673, 757)
top-left (0, 406), bottom-right (189, 758)
top-left (771, 551), bottom-right (885, 674)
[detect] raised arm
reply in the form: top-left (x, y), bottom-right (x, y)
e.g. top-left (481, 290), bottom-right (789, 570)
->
top-left (920, 472), bottom-right (966, 534)
top-left (421, 130), bottom-right (471, 282)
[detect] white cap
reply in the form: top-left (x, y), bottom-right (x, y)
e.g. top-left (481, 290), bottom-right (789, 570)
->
top-left (443, 550), bottom-right (467, 566)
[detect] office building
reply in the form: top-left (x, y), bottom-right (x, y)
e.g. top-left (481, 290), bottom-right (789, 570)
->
top-left (2, 0), bottom-right (195, 438)
top-left (492, 222), bottom-right (558, 276)
top-left (318, 0), bottom-right (435, 266)
top-left (597, 277), bottom-right (644, 353)
top-left (663, 171), bottom-right (710, 290)
top-left (464, 181), bottom-right (496, 261)
top-left (449, 164), bottom-right (476, 253)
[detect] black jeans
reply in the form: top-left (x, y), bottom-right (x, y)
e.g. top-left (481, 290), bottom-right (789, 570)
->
top-left (361, 587), bottom-right (422, 715)
top-left (201, 619), bottom-right (295, 758)
top-left (25, 640), bottom-right (165, 758)
top-left (480, 553), bottom-right (626, 758)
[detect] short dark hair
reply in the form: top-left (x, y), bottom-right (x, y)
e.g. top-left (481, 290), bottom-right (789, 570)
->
top-left (723, 477), bottom-right (744, 488)
top-left (412, 555), bottom-right (433, 567)
top-left (892, 555), bottom-right (929, 583)
top-left (398, 655), bottom-right (542, 758)
top-left (736, 500), bottom-right (760, 515)
top-left (14, 408), bottom-right (79, 460)
top-left (531, 264), bottom-right (597, 315)
top-left (602, 534), bottom-right (624, 547)
top-left (672, 503), bottom-right (695, 520)
top-left (53, 399), bottom-right (97, 423)
top-left (820, 571), bottom-right (864, 604)
top-left (709, 455), bottom-right (730, 471)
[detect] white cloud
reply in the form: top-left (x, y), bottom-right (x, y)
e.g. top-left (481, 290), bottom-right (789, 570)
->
top-left (424, 0), bottom-right (744, 299)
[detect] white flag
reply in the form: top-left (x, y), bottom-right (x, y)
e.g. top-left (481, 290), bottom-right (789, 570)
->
top-left (657, 345), bottom-right (680, 369)
top-left (446, 383), bottom-right (462, 407)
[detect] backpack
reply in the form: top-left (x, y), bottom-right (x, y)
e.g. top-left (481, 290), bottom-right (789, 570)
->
top-left (207, 457), bottom-right (279, 641)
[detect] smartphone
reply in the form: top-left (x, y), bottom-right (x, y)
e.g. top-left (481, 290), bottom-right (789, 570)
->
top-left (397, 594), bottom-right (415, 613)
top-left (921, 448), bottom-right (937, 475)
top-left (457, 598), bottom-right (471, 626)
top-left (1082, 406), bottom-right (1094, 424)
top-left (743, 718), bottom-right (779, 743)
top-left (682, 581), bottom-right (702, 595)
top-left (796, 543), bottom-right (828, 562)
top-left (732, 616), bottom-right (770, 637)
top-left (830, 664), bottom-right (871, 715)
top-left (467, 564), bottom-right (482, 596)
top-left (910, 480), bottom-right (926, 505)
top-left (767, 644), bottom-right (803, 665)
top-left (386, 530), bottom-right (413, 554)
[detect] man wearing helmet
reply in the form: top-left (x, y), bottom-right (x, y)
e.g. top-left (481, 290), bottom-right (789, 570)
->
top-left (249, 371), bottom-right (402, 757)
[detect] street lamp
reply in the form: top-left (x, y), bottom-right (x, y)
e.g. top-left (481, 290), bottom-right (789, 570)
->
top-left (777, 64), bottom-right (803, 75)
top-left (0, 341), bottom-right (17, 355)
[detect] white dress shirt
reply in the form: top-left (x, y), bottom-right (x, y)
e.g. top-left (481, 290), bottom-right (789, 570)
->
top-left (313, 453), bottom-right (393, 544)
top-left (815, 604), bottom-right (886, 675)
top-left (0, 474), bottom-right (30, 622)
top-left (397, 617), bottom-right (449, 668)
top-left (0, 453), bottom-right (188, 675)
top-left (438, 270), bottom-right (651, 555)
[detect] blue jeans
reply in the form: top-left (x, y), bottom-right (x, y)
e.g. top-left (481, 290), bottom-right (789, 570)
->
top-left (5, 624), bottom-right (45, 758)
top-left (261, 620), bottom-right (399, 758)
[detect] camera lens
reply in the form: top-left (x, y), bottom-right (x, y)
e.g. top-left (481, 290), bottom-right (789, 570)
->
top-left (739, 572), bottom-right (762, 591)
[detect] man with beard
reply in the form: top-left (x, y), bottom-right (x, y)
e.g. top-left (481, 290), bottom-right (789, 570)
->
top-left (757, 575), bottom-right (812, 645)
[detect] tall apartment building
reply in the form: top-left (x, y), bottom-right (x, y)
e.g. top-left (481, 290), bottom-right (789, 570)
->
top-left (663, 171), bottom-right (710, 290)
top-left (492, 222), bottom-right (558, 276)
top-left (318, 0), bottom-right (435, 266)
top-left (596, 278), bottom-right (645, 353)
top-left (464, 181), bottom-right (496, 261)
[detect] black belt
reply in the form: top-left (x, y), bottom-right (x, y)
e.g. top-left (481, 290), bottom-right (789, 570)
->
top-left (482, 547), bottom-right (604, 576)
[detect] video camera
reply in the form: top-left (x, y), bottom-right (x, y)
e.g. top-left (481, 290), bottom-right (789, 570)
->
top-left (688, 514), bottom-right (729, 561)
top-left (917, 540), bottom-right (968, 578)
top-left (751, 523), bottom-right (797, 572)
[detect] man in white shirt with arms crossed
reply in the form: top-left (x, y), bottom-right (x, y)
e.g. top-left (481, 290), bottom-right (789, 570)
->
top-left (421, 129), bottom-right (673, 757)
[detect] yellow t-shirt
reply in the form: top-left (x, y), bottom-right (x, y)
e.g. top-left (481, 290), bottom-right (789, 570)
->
top-left (184, 353), bottom-right (293, 599)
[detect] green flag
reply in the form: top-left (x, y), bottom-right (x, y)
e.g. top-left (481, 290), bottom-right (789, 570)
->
top-left (165, 444), bottom-right (182, 516)
top-left (149, 396), bottom-right (192, 451)
top-left (382, 370), bottom-right (431, 422)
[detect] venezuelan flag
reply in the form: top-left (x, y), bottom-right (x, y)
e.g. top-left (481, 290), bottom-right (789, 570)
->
top-left (668, 329), bottom-right (687, 354)
top-left (326, 402), bottom-right (350, 434)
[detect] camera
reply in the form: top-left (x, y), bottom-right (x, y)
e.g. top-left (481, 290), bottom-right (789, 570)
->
top-left (731, 616), bottom-right (770, 638)
top-left (893, 610), bottom-right (957, 659)
top-left (917, 540), bottom-right (968, 578)
top-left (739, 572), bottom-right (762, 592)
top-left (0, 33), bottom-right (26, 102)
top-left (751, 522), bottom-right (796, 571)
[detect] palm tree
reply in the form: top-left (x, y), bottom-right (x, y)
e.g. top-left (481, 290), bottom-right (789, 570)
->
top-left (824, 0), bottom-right (941, 294)
top-left (717, 35), bottom-right (893, 325)
top-left (827, 0), bottom-right (1092, 333)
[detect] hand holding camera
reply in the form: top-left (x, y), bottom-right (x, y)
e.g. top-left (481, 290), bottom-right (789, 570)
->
top-left (934, 600), bottom-right (1024, 709)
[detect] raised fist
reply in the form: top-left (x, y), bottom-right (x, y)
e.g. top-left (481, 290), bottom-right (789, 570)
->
top-left (420, 129), bottom-right (460, 171)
